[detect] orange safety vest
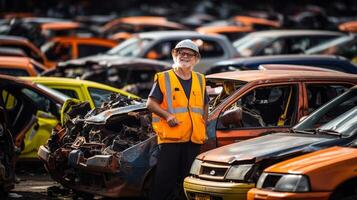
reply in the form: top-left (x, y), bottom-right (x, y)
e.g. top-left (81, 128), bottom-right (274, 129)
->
top-left (152, 69), bottom-right (206, 144)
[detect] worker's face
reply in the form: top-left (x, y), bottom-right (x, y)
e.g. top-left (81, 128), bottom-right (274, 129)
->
top-left (173, 48), bottom-right (199, 70)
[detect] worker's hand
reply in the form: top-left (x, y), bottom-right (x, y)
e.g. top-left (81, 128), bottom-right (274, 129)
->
top-left (166, 114), bottom-right (179, 127)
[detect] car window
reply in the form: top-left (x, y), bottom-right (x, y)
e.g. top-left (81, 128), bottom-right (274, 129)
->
top-left (21, 88), bottom-right (53, 112)
top-left (0, 68), bottom-right (30, 76)
top-left (54, 88), bottom-right (79, 99)
top-left (306, 83), bottom-right (350, 114)
top-left (108, 38), bottom-right (152, 57)
top-left (77, 44), bottom-right (112, 58)
top-left (88, 87), bottom-right (115, 107)
top-left (42, 41), bottom-right (72, 62)
top-left (262, 39), bottom-right (286, 55)
top-left (217, 84), bottom-right (298, 129)
top-left (198, 39), bottom-right (225, 58)
top-left (295, 88), bottom-right (357, 130)
top-left (145, 41), bottom-right (175, 60)
top-left (235, 36), bottom-right (272, 57)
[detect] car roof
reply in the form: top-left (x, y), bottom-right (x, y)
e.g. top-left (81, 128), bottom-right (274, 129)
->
top-left (22, 76), bottom-right (140, 98)
top-left (215, 55), bottom-right (351, 66)
top-left (207, 69), bottom-right (357, 82)
top-left (0, 56), bottom-right (33, 68)
top-left (0, 35), bottom-right (31, 43)
top-left (243, 30), bottom-right (345, 38)
top-left (137, 30), bottom-right (228, 40)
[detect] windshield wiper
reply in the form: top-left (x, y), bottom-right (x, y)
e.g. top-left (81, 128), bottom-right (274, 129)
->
top-left (316, 129), bottom-right (342, 137)
top-left (290, 128), bottom-right (316, 134)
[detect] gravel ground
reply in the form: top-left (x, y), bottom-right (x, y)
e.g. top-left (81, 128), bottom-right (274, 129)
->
top-left (7, 161), bottom-right (143, 200)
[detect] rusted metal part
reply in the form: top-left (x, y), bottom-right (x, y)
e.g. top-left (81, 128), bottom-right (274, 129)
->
top-left (39, 94), bottom-right (158, 198)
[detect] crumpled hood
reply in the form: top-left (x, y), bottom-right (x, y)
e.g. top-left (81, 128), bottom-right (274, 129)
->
top-left (85, 103), bottom-right (146, 124)
top-left (199, 133), bottom-right (333, 164)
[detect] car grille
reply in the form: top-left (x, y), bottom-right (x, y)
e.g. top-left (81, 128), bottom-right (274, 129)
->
top-left (198, 162), bottom-right (230, 181)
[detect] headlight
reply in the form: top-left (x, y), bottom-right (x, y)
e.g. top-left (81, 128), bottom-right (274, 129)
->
top-left (225, 164), bottom-right (253, 181)
top-left (257, 173), bottom-right (310, 192)
top-left (190, 159), bottom-right (202, 175)
top-left (275, 174), bottom-right (310, 192)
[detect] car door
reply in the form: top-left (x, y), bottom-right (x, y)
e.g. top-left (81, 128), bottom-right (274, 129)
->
top-left (215, 83), bottom-right (300, 147)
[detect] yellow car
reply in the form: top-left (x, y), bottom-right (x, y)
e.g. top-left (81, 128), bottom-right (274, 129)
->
top-left (19, 77), bottom-right (138, 159)
top-left (22, 77), bottom-right (139, 108)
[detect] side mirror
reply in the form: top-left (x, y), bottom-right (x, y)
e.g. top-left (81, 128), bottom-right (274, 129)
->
top-left (218, 107), bottom-right (243, 128)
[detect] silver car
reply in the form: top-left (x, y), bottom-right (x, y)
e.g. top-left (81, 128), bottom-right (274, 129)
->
top-left (107, 30), bottom-right (238, 73)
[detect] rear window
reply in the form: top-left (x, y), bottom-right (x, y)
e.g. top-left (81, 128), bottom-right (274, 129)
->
top-left (77, 44), bottom-right (112, 58)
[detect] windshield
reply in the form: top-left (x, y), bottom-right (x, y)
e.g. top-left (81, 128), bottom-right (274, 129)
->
top-left (306, 35), bottom-right (354, 54)
top-left (107, 37), bottom-right (152, 57)
top-left (36, 83), bottom-right (71, 102)
top-left (233, 35), bottom-right (272, 57)
top-left (317, 107), bottom-right (357, 137)
top-left (293, 88), bottom-right (357, 133)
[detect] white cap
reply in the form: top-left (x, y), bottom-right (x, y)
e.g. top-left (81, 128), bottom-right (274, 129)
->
top-left (174, 39), bottom-right (199, 54)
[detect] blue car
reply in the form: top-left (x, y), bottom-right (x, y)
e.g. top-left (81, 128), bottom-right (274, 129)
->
top-left (206, 54), bottom-right (357, 74)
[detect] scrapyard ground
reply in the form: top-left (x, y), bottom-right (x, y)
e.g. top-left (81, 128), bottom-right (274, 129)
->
top-left (9, 161), bottom-right (143, 200)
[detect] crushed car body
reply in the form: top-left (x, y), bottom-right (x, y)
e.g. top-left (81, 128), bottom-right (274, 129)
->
top-left (38, 95), bottom-right (159, 198)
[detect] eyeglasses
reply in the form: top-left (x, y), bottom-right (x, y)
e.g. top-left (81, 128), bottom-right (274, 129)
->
top-left (177, 50), bottom-right (197, 58)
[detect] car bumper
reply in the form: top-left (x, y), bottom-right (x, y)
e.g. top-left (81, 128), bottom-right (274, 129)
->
top-left (247, 188), bottom-right (331, 200)
top-left (184, 176), bottom-right (255, 200)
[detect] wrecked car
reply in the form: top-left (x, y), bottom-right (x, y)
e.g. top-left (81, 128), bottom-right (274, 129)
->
top-left (184, 86), bottom-right (357, 200)
top-left (204, 69), bottom-right (357, 148)
top-left (38, 95), bottom-right (158, 198)
top-left (42, 56), bottom-right (170, 98)
top-left (0, 106), bottom-right (16, 197)
top-left (0, 74), bottom-right (69, 159)
top-left (248, 140), bottom-right (357, 200)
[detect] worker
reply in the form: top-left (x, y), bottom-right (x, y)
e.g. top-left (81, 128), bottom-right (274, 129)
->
top-left (146, 39), bottom-right (209, 200)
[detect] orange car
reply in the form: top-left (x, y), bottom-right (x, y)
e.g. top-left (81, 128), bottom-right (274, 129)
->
top-left (0, 35), bottom-right (50, 68)
top-left (248, 145), bottom-right (357, 200)
top-left (102, 16), bottom-right (187, 36)
top-left (339, 21), bottom-right (357, 33)
top-left (196, 25), bottom-right (253, 41)
top-left (40, 21), bottom-right (98, 38)
top-left (0, 56), bottom-right (47, 76)
top-left (232, 15), bottom-right (281, 29)
top-left (41, 37), bottom-right (117, 66)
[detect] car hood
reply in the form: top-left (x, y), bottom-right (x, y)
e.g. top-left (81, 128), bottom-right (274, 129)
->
top-left (199, 133), bottom-right (333, 164)
top-left (266, 146), bottom-right (357, 174)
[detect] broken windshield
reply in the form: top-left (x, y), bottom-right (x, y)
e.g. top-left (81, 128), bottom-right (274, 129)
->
top-left (107, 37), bottom-right (152, 57)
